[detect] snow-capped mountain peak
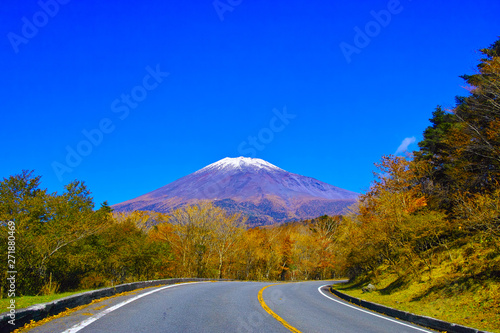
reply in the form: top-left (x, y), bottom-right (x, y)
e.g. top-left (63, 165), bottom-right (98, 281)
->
top-left (197, 157), bottom-right (284, 173)
top-left (113, 157), bottom-right (359, 226)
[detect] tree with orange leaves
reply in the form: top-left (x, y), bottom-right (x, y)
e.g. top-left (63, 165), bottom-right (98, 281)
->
top-left (340, 155), bottom-right (448, 277)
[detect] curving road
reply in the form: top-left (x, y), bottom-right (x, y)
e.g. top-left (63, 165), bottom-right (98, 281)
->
top-left (29, 281), bottom-right (435, 333)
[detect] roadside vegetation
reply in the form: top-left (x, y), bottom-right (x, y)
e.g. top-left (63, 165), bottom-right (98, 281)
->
top-left (332, 38), bottom-right (500, 333)
top-left (333, 251), bottom-right (500, 333)
top-left (0, 38), bottom-right (498, 332)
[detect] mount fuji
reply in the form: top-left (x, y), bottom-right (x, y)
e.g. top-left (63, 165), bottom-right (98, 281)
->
top-left (112, 157), bottom-right (359, 226)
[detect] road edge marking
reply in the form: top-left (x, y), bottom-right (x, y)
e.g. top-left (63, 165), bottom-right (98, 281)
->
top-left (258, 284), bottom-right (302, 333)
top-left (317, 285), bottom-right (432, 333)
top-left (61, 282), bottom-right (209, 333)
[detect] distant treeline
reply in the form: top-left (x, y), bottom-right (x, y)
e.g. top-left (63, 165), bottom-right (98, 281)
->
top-left (0, 173), bottom-right (343, 296)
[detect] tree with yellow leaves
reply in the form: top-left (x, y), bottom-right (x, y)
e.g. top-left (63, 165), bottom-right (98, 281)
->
top-left (150, 202), bottom-right (246, 278)
top-left (0, 171), bottom-right (112, 294)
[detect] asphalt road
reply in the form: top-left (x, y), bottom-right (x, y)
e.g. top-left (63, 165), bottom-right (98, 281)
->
top-left (29, 281), bottom-right (436, 333)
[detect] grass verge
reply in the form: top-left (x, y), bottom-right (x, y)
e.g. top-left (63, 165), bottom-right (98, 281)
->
top-left (333, 264), bottom-right (500, 333)
top-left (0, 290), bottom-right (96, 313)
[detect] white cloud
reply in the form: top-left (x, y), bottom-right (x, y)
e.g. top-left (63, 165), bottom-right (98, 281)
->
top-left (395, 137), bottom-right (416, 155)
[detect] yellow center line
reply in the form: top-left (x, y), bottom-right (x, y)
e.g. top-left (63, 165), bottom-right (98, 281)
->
top-left (258, 284), bottom-right (302, 333)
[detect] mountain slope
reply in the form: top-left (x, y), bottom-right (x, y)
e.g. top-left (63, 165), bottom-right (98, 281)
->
top-left (112, 157), bottom-right (359, 226)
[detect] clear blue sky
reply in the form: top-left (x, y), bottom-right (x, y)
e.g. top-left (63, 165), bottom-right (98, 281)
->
top-left (1, 0), bottom-right (499, 206)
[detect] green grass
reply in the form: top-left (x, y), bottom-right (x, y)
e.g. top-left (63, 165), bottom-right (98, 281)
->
top-left (333, 244), bottom-right (500, 333)
top-left (0, 289), bottom-right (96, 312)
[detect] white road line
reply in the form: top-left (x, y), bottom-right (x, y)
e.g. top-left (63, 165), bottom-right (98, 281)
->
top-left (318, 285), bottom-right (433, 333)
top-left (62, 282), bottom-right (208, 333)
